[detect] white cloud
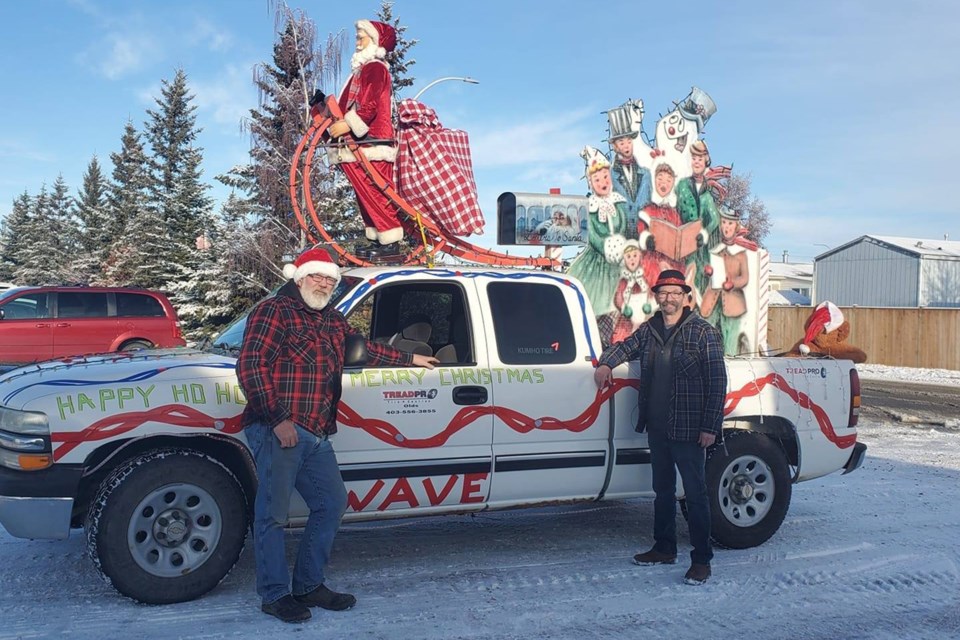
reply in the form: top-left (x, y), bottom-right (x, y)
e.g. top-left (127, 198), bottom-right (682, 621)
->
top-left (189, 18), bottom-right (234, 53)
top-left (468, 106), bottom-right (597, 169)
top-left (190, 63), bottom-right (258, 132)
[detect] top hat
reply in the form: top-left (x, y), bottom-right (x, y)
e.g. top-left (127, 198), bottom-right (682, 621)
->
top-left (677, 86), bottom-right (717, 131)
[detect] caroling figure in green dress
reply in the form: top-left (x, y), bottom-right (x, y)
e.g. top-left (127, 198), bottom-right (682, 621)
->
top-left (568, 146), bottom-right (628, 317)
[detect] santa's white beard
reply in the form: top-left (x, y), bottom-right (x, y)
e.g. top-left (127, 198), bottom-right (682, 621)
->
top-left (351, 42), bottom-right (379, 72)
top-left (300, 287), bottom-right (331, 311)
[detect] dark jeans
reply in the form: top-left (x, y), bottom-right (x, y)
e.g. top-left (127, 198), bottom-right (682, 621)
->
top-left (245, 422), bottom-right (348, 605)
top-left (648, 430), bottom-right (713, 565)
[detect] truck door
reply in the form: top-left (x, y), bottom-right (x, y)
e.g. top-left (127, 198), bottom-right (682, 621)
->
top-left (0, 292), bottom-right (53, 364)
top-left (331, 276), bottom-right (494, 518)
top-left (481, 276), bottom-right (612, 507)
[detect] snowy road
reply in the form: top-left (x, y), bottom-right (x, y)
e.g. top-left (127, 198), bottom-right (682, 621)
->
top-left (1, 414), bottom-right (958, 639)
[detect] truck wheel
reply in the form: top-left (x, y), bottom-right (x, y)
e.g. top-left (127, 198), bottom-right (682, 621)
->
top-left (86, 449), bottom-right (248, 604)
top-left (706, 430), bottom-right (791, 549)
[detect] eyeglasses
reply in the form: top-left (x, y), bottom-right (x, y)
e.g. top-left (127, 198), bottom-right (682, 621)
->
top-left (655, 290), bottom-right (686, 299)
top-left (306, 274), bottom-right (338, 286)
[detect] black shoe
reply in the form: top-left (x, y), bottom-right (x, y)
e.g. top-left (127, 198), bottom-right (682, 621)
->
top-left (261, 594), bottom-right (311, 623)
top-left (294, 584), bottom-right (357, 611)
top-left (632, 548), bottom-right (678, 566)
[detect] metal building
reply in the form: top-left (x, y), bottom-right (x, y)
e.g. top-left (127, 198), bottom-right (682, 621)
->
top-left (814, 235), bottom-right (960, 307)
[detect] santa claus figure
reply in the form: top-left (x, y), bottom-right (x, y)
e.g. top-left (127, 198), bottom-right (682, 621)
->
top-left (327, 20), bottom-right (403, 249)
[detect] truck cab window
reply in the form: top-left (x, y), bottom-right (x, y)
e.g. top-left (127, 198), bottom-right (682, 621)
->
top-left (487, 282), bottom-right (575, 365)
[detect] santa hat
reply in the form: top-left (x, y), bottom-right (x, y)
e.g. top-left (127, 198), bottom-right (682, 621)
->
top-left (282, 247), bottom-right (341, 284)
top-left (799, 301), bottom-right (843, 355)
top-left (356, 20), bottom-right (397, 59)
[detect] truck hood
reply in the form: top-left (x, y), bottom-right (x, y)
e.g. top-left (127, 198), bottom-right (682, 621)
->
top-left (0, 349), bottom-right (238, 409)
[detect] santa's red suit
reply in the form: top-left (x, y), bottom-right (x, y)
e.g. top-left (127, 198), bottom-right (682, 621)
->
top-left (329, 20), bottom-right (403, 245)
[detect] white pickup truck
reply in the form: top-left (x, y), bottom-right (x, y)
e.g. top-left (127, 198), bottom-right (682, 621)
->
top-left (0, 266), bottom-right (865, 603)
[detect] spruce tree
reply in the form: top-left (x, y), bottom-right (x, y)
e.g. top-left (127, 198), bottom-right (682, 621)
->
top-left (47, 174), bottom-right (82, 282)
top-left (74, 156), bottom-right (111, 282)
top-left (0, 192), bottom-right (32, 282)
top-left (377, 1), bottom-right (418, 97)
top-left (14, 187), bottom-right (61, 285)
top-left (145, 68), bottom-right (212, 256)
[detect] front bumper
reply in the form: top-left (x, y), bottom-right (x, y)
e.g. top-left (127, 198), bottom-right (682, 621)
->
top-left (841, 442), bottom-right (867, 475)
top-left (0, 463), bottom-right (83, 539)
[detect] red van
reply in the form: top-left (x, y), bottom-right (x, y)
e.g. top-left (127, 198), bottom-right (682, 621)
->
top-left (0, 286), bottom-right (186, 366)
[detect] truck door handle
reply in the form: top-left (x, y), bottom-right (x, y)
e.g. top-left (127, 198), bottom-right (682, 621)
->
top-left (35, 323), bottom-right (51, 328)
top-left (452, 386), bottom-right (488, 406)
top-left (55, 323), bottom-right (71, 328)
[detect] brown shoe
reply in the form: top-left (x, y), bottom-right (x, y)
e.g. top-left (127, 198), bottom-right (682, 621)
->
top-left (632, 548), bottom-right (678, 566)
top-left (683, 563), bottom-right (711, 585)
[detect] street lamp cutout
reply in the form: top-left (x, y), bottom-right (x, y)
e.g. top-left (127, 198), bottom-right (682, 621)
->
top-left (414, 76), bottom-right (479, 101)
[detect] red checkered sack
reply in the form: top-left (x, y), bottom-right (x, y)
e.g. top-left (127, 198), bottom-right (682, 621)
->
top-left (394, 99), bottom-right (486, 236)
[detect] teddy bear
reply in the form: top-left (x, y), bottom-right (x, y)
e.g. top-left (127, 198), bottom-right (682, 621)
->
top-left (784, 301), bottom-right (867, 363)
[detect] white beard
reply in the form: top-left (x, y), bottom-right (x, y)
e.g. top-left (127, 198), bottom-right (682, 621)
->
top-left (299, 287), bottom-right (331, 311)
top-left (351, 42), bottom-right (379, 72)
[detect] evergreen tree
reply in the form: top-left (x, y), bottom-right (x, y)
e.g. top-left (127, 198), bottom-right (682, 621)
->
top-left (74, 156), bottom-right (111, 282)
top-left (144, 68), bottom-right (212, 255)
top-left (103, 121), bottom-right (168, 288)
top-left (377, 1), bottom-right (418, 97)
top-left (0, 192), bottom-right (32, 282)
top-left (47, 174), bottom-right (82, 282)
top-left (14, 187), bottom-right (61, 285)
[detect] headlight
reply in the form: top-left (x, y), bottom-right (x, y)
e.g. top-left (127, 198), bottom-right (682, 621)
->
top-left (0, 406), bottom-right (49, 435)
top-left (0, 406), bottom-right (51, 470)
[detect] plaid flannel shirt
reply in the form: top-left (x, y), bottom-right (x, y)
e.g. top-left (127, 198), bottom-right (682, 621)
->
top-left (598, 310), bottom-right (727, 442)
top-left (237, 281), bottom-right (412, 436)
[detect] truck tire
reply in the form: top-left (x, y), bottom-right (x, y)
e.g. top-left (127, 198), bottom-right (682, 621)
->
top-left (119, 339), bottom-right (153, 352)
top-left (706, 430), bottom-right (792, 549)
top-left (85, 449), bottom-right (248, 604)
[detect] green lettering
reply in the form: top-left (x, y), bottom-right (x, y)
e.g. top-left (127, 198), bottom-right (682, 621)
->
top-left (136, 384), bottom-right (155, 407)
top-left (190, 384), bottom-right (206, 404)
top-left (234, 384), bottom-right (247, 405)
top-left (171, 384), bottom-right (188, 403)
top-left (349, 372), bottom-right (364, 387)
top-left (451, 368), bottom-right (466, 385)
top-left (492, 368), bottom-right (504, 383)
top-left (381, 369), bottom-right (397, 386)
top-left (363, 371), bottom-right (381, 387)
top-left (117, 387), bottom-right (134, 409)
top-left (463, 368), bottom-right (478, 384)
top-left (479, 369), bottom-right (492, 385)
top-left (396, 370), bottom-right (412, 385)
top-left (507, 369), bottom-right (521, 383)
top-left (411, 370), bottom-right (425, 385)
top-left (519, 370), bottom-right (533, 383)
top-left (533, 369), bottom-right (544, 384)
top-left (215, 382), bottom-right (231, 404)
top-left (439, 369), bottom-right (452, 386)
top-left (56, 395), bottom-right (75, 421)
top-left (99, 388), bottom-right (116, 410)
top-left (78, 393), bottom-right (96, 412)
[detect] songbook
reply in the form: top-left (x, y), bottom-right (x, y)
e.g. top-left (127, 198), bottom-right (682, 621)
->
top-left (648, 219), bottom-right (703, 261)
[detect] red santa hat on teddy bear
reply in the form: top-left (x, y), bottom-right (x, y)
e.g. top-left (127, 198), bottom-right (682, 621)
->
top-left (799, 301), bottom-right (844, 355)
top-left (356, 20), bottom-right (397, 59)
top-left (282, 247), bottom-right (341, 285)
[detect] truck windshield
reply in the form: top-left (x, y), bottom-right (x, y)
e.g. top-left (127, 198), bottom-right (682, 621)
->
top-left (207, 275), bottom-right (361, 354)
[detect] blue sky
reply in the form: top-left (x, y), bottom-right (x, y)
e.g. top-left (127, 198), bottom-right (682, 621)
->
top-left (2, 0), bottom-right (958, 264)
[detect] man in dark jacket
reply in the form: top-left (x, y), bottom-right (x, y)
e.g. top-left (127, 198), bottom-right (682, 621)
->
top-left (237, 247), bottom-right (437, 623)
top-left (594, 269), bottom-right (727, 585)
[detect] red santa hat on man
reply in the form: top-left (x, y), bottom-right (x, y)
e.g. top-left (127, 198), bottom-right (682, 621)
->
top-left (799, 301), bottom-right (844, 355)
top-left (282, 247), bottom-right (341, 284)
top-left (356, 20), bottom-right (397, 59)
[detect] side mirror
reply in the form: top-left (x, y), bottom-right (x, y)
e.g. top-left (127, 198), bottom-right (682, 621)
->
top-left (0, 308), bottom-right (4, 320)
top-left (344, 334), bottom-right (368, 368)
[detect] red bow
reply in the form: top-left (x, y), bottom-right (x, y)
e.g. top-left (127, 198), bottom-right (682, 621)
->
top-left (649, 149), bottom-right (665, 159)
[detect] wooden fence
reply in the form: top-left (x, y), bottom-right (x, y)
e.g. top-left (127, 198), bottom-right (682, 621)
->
top-left (767, 306), bottom-right (960, 371)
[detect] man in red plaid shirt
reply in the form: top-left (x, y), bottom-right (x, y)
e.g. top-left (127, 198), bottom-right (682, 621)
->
top-left (237, 247), bottom-right (437, 623)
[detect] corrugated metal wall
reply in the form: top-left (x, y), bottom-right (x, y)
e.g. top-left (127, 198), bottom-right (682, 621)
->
top-left (920, 258), bottom-right (960, 307)
top-left (815, 239), bottom-right (919, 306)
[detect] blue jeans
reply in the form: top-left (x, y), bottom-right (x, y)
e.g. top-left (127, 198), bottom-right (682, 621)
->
top-left (648, 430), bottom-right (713, 565)
top-left (245, 422), bottom-right (348, 605)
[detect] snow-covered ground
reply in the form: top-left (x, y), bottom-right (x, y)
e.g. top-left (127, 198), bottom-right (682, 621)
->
top-left (1, 368), bottom-right (959, 639)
